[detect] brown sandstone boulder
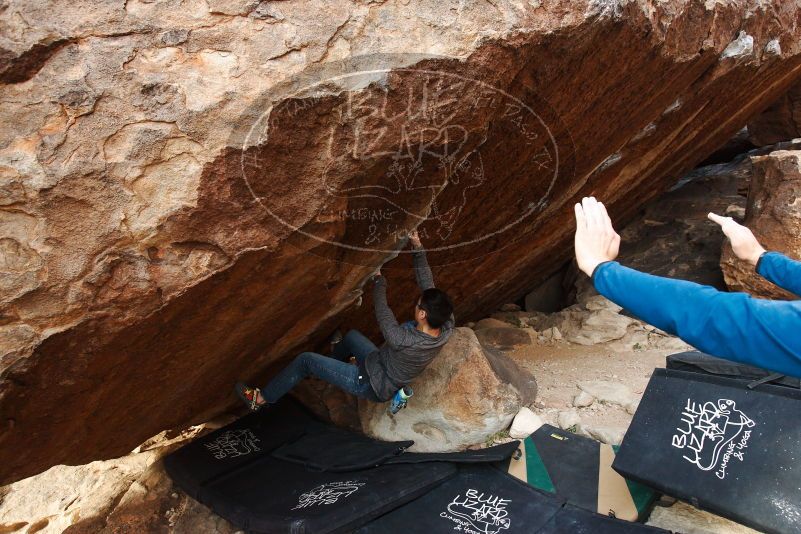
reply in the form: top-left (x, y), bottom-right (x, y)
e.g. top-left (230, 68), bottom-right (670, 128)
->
top-left (358, 327), bottom-right (535, 452)
top-left (2, 0), bottom-right (801, 484)
top-left (559, 302), bottom-right (636, 345)
top-left (721, 150), bottom-right (801, 299)
top-left (0, 425), bottom-right (235, 534)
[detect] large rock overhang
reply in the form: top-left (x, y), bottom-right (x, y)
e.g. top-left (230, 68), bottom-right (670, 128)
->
top-left (2, 1), bottom-right (801, 483)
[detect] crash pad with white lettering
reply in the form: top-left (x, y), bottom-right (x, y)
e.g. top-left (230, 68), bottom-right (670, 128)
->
top-left (164, 399), bottom-right (518, 533)
top-left (356, 464), bottom-right (667, 534)
top-left (613, 368), bottom-right (801, 534)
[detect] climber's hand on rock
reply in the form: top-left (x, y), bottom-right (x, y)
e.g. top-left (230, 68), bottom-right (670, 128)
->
top-left (370, 267), bottom-right (383, 286)
top-left (409, 229), bottom-right (422, 249)
top-left (574, 197), bottom-right (620, 277)
top-left (708, 212), bottom-right (765, 266)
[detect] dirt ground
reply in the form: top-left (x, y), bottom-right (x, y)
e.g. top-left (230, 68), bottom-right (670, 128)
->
top-left (512, 342), bottom-right (666, 428)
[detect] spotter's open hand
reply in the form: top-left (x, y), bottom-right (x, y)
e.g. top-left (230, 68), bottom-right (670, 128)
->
top-left (574, 197), bottom-right (620, 277)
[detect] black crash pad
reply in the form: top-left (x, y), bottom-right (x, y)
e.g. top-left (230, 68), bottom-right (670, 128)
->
top-left (201, 454), bottom-right (456, 533)
top-left (614, 368), bottom-right (801, 534)
top-left (165, 400), bottom-right (522, 533)
top-left (271, 420), bottom-right (520, 471)
top-left (164, 397), bottom-right (315, 496)
top-left (271, 421), bottom-right (414, 471)
top-left (539, 504), bottom-right (668, 534)
top-left (666, 350), bottom-right (801, 389)
top-left (383, 441), bottom-right (521, 465)
top-left (356, 464), bottom-right (667, 534)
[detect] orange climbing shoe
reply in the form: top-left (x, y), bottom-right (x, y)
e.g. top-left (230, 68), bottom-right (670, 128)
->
top-left (235, 382), bottom-right (265, 412)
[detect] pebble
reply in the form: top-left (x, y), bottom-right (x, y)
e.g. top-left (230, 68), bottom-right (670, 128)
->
top-left (557, 410), bottom-right (581, 431)
top-left (577, 380), bottom-right (637, 407)
top-left (573, 391), bottom-right (595, 408)
top-left (585, 425), bottom-right (625, 446)
top-left (509, 407), bottom-right (544, 438)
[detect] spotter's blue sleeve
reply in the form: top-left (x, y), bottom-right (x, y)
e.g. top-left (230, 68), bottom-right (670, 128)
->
top-left (592, 261), bottom-right (801, 379)
top-left (756, 251), bottom-right (801, 297)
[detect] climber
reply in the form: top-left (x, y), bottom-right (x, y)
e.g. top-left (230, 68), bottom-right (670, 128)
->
top-left (235, 229), bottom-right (455, 411)
top-left (572, 196), bottom-right (801, 378)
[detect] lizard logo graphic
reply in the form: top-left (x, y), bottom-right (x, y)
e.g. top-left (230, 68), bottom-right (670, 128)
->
top-left (292, 481), bottom-right (366, 510)
top-left (320, 120), bottom-right (483, 242)
top-left (445, 488), bottom-right (511, 534)
top-left (235, 53), bottom-right (572, 267)
top-left (671, 398), bottom-right (755, 478)
top-left (204, 429), bottom-right (261, 460)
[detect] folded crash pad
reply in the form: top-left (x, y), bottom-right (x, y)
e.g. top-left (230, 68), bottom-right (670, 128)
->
top-left (271, 420), bottom-right (520, 471)
top-left (666, 350), bottom-right (801, 389)
top-left (356, 464), bottom-right (667, 534)
top-left (271, 421), bottom-right (414, 471)
top-left (506, 424), bottom-right (658, 521)
top-left (614, 368), bottom-right (801, 534)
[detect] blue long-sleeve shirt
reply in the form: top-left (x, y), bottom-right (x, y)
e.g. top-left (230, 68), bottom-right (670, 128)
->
top-left (592, 252), bottom-right (801, 379)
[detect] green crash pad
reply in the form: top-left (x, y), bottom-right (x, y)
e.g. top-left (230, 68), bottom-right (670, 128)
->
top-left (505, 424), bottom-right (658, 522)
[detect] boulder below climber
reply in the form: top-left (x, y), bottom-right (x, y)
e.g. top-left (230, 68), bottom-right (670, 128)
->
top-left (359, 328), bottom-right (536, 452)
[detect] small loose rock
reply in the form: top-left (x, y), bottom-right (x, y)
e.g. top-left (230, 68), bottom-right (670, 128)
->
top-left (573, 391), bottom-right (595, 408)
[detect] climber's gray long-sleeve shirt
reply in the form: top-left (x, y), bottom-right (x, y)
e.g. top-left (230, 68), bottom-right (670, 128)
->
top-left (364, 248), bottom-right (454, 401)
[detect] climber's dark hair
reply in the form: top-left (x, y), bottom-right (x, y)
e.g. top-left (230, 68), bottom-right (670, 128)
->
top-left (418, 288), bottom-right (453, 329)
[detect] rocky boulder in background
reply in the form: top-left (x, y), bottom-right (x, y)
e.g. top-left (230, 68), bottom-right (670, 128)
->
top-left (474, 325), bottom-right (536, 351)
top-left (615, 154), bottom-right (751, 289)
top-left (721, 149), bottom-right (801, 299)
top-left (2, 0), bottom-right (801, 483)
top-left (359, 327), bottom-right (535, 452)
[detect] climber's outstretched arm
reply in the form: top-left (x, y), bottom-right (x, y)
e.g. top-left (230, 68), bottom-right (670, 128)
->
top-left (372, 270), bottom-right (418, 350)
top-left (409, 230), bottom-right (435, 290)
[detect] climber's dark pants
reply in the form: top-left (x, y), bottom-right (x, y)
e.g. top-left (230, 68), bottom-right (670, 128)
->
top-left (261, 330), bottom-right (380, 403)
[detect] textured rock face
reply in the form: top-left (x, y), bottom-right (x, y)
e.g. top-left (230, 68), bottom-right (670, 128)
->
top-left (358, 327), bottom-right (533, 451)
top-left (2, 1), bottom-right (801, 483)
top-left (748, 81), bottom-right (801, 146)
top-left (721, 150), bottom-right (801, 299)
top-left (0, 424), bottom-right (238, 534)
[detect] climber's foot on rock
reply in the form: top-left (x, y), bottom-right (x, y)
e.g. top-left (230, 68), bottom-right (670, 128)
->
top-left (235, 382), bottom-right (266, 411)
top-left (389, 386), bottom-right (413, 415)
